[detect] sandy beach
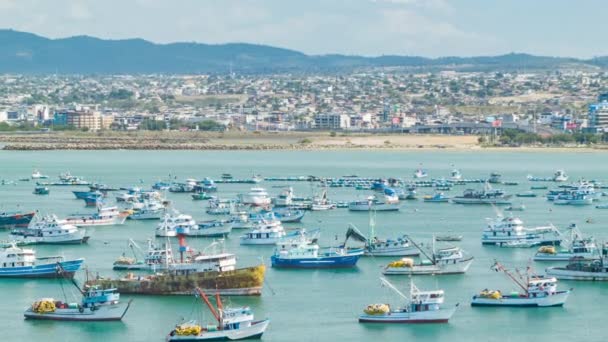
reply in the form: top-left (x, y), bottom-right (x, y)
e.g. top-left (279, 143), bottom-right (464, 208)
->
top-left (0, 131), bottom-right (606, 152)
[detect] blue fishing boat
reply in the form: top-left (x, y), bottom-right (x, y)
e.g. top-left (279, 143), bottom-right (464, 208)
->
top-left (423, 192), bottom-right (450, 203)
top-left (73, 190), bottom-right (102, 200)
top-left (0, 211), bottom-right (36, 228)
top-left (84, 194), bottom-right (104, 207)
top-left (0, 244), bottom-right (83, 278)
top-left (271, 236), bottom-right (363, 268)
top-left (268, 209), bottom-right (305, 223)
top-left (33, 186), bottom-right (50, 195)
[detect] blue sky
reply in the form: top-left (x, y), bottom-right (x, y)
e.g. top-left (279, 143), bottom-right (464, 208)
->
top-left (0, 0), bottom-right (604, 58)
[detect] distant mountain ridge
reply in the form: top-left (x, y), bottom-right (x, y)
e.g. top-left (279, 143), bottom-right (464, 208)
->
top-left (0, 29), bottom-right (601, 74)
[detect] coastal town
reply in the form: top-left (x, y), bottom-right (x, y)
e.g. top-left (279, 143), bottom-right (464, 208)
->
top-left (2, 70), bottom-right (608, 142)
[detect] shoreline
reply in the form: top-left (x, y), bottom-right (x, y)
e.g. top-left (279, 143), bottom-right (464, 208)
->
top-left (1, 131), bottom-right (607, 152)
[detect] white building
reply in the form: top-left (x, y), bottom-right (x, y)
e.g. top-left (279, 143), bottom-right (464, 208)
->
top-left (314, 113), bottom-right (350, 130)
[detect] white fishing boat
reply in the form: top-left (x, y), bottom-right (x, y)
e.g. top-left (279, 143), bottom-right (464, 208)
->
top-left (64, 206), bottom-right (129, 227)
top-left (166, 289), bottom-right (269, 341)
top-left (0, 244), bottom-right (83, 278)
top-left (113, 239), bottom-right (238, 273)
top-left (413, 168), bottom-right (428, 179)
top-left (24, 264), bottom-right (131, 321)
top-left (343, 210), bottom-right (418, 257)
top-left (481, 215), bottom-right (562, 247)
top-left (240, 220), bottom-right (286, 245)
top-left (155, 211), bottom-right (199, 237)
top-left (553, 170), bottom-right (568, 182)
top-left (10, 214), bottom-right (89, 245)
top-left (273, 187), bottom-right (293, 207)
top-left (349, 195), bottom-right (400, 211)
top-left (383, 237), bottom-right (473, 275)
top-left (471, 261), bottom-right (570, 307)
top-left (449, 168), bottom-right (462, 181)
top-left (128, 201), bottom-right (165, 220)
top-left (359, 278), bottom-right (458, 323)
top-left (534, 224), bottom-right (598, 261)
top-left (206, 199), bottom-right (239, 215)
top-left (452, 188), bottom-right (512, 205)
top-left (239, 187), bottom-right (272, 207)
top-left (311, 188), bottom-right (335, 211)
top-left (31, 170), bottom-right (49, 179)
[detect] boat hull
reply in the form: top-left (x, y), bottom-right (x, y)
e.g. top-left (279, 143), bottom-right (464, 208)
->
top-left (167, 319), bottom-right (269, 341)
top-left (383, 258), bottom-right (473, 275)
top-left (349, 203), bottom-right (399, 211)
top-left (87, 265), bottom-right (265, 296)
top-left (24, 301), bottom-right (131, 321)
top-left (0, 259), bottom-right (83, 278)
top-left (271, 254), bottom-right (361, 268)
top-left (0, 212), bottom-right (36, 229)
top-left (358, 307), bottom-right (456, 323)
top-left (545, 267), bottom-right (608, 281)
top-left (471, 291), bottom-right (570, 307)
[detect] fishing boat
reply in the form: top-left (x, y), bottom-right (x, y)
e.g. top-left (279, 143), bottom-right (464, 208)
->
top-left (545, 245), bottom-right (608, 281)
top-left (10, 214), bottom-right (89, 245)
top-left (273, 187), bottom-right (294, 207)
top-left (516, 191), bottom-right (537, 198)
top-left (383, 237), bottom-right (473, 275)
top-left (271, 234), bottom-right (363, 268)
top-left (170, 179), bottom-right (197, 193)
top-left (206, 199), bottom-right (239, 215)
top-left (449, 169), bottom-right (462, 181)
top-left (349, 194), bottom-right (400, 212)
top-left (471, 261), bottom-right (570, 307)
top-left (64, 206), bottom-right (129, 227)
top-left (73, 190), bottom-right (103, 200)
top-left (31, 170), bottom-right (49, 179)
top-left (435, 234), bottom-right (463, 242)
top-left (83, 192), bottom-right (104, 207)
top-left (534, 224), bottom-right (598, 261)
top-left (413, 168), bottom-right (428, 179)
top-left (343, 210), bottom-right (418, 257)
top-left (359, 278), bottom-right (458, 323)
top-left (531, 185), bottom-right (548, 190)
top-left (240, 220), bottom-right (287, 245)
top-left (113, 238), bottom-right (239, 273)
top-left (311, 188), bottom-right (335, 211)
top-left (191, 221), bottom-right (233, 238)
top-left (423, 192), bottom-right (450, 203)
top-left (553, 192), bottom-right (593, 206)
top-left (155, 211), bottom-right (199, 237)
top-left (481, 215), bottom-right (562, 247)
top-left (0, 211), bottom-right (36, 229)
top-left (128, 201), bottom-right (166, 220)
top-left (504, 203), bottom-right (526, 211)
top-left (488, 172), bottom-right (502, 184)
top-left (192, 192), bottom-right (213, 201)
top-left (553, 170), bottom-right (568, 182)
top-left (33, 186), bottom-right (50, 195)
top-left (24, 265), bottom-right (131, 321)
top-left (90, 237), bottom-right (265, 296)
top-left (0, 243), bottom-right (83, 278)
top-left (166, 288), bottom-right (269, 341)
top-left (239, 187), bottom-right (272, 207)
top-left (271, 209), bottom-right (305, 223)
top-left (451, 188), bottom-right (512, 205)
top-left (198, 178), bottom-right (218, 192)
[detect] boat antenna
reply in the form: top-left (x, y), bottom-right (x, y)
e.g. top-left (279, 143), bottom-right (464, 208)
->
top-left (405, 235), bottom-right (435, 264)
top-left (380, 277), bottom-right (409, 302)
top-left (195, 287), bottom-right (221, 324)
top-left (491, 260), bottom-right (528, 294)
top-left (56, 262), bottom-right (84, 295)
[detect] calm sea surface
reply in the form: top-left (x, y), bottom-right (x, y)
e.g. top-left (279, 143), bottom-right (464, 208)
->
top-left (0, 150), bottom-right (607, 342)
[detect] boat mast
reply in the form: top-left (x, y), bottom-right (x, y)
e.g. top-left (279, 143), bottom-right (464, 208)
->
top-left (215, 292), bottom-right (224, 330)
top-left (195, 287), bottom-right (221, 325)
top-left (406, 236), bottom-right (435, 265)
top-left (380, 277), bottom-right (409, 304)
top-left (56, 262), bottom-right (85, 295)
top-left (368, 206), bottom-right (376, 241)
top-left (492, 261), bottom-right (528, 294)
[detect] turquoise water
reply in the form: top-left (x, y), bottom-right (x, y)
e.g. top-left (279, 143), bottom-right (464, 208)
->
top-left (1, 150), bottom-right (608, 342)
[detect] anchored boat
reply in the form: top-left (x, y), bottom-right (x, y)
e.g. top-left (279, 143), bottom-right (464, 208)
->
top-left (0, 243), bottom-right (83, 278)
top-left (64, 206), bottom-right (129, 227)
top-left (471, 261), bottom-right (570, 307)
top-left (271, 231), bottom-right (362, 268)
top-left (359, 277), bottom-right (458, 323)
top-left (10, 214), bottom-right (89, 245)
top-left (0, 211), bottom-right (36, 229)
top-left (24, 264), bottom-right (131, 321)
top-left (167, 288), bottom-right (269, 341)
top-left (481, 215), bottom-right (562, 247)
top-left (534, 224), bottom-right (598, 261)
top-left (383, 237), bottom-right (473, 275)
